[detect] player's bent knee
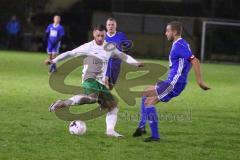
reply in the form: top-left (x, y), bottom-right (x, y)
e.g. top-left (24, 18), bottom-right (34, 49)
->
top-left (100, 100), bottom-right (117, 111)
top-left (145, 97), bottom-right (159, 106)
top-left (142, 86), bottom-right (156, 97)
top-left (108, 107), bottom-right (118, 114)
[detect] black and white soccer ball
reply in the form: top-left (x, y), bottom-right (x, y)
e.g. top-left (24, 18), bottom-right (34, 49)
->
top-left (69, 120), bottom-right (87, 135)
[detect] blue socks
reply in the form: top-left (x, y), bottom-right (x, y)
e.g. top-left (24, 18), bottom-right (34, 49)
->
top-left (138, 96), bottom-right (147, 128)
top-left (146, 106), bottom-right (160, 139)
top-left (49, 63), bottom-right (57, 73)
top-left (138, 96), bottom-right (160, 139)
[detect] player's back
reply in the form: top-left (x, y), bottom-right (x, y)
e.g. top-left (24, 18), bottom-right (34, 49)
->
top-left (168, 38), bottom-right (193, 85)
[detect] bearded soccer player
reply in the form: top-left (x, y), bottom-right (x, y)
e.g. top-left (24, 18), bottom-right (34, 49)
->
top-left (132, 21), bottom-right (210, 142)
top-left (45, 24), bottom-right (143, 137)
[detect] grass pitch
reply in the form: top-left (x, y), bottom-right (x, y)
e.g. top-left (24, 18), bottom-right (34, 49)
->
top-left (0, 51), bottom-right (239, 160)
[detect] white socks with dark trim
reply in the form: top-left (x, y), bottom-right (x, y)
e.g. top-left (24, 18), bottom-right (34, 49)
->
top-left (106, 107), bottom-right (123, 137)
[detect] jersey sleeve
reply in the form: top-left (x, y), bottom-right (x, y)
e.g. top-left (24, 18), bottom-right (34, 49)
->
top-left (59, 26), bottom-right (65, 37)
top-left (52, 43), bottom-right (90, 63)
top-left (175, 43), bottom-right (195, 61)
top-left (45, 25), bottom-right (50, 33)
top-left (118, 32), bottom-right (133, 52)
top-left (119, 32), bottom-right (128, 41)
top-left (111, 48), bottom-right (139, 66)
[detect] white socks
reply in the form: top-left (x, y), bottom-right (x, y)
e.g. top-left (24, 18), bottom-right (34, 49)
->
top-left (106, 107), bottom-right (119, 133)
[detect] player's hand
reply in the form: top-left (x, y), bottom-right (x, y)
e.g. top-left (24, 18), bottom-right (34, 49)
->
top-left (198, 81), bottom-right (210, 90)
top-left (104, 77), bottom-right (113, 90)
top-left (44, 59), bottom-right (53, 65)
top-left (137, 62), bottom-right (144, 68)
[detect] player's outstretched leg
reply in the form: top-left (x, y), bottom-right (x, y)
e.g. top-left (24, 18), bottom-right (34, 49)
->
top-left (132, 96), bottom-right (147, 137)
top-left (49, 94), bottom-right (97, 112)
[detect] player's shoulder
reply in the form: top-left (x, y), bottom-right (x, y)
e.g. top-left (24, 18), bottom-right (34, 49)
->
top-left (83, 41), bottom-right (93, 46)
top-left (73, 41), bottom-right (92, 51)
top-left (58, 24), bottom-right (64, 29)
top-left (81, 40), bottom-right (95, 48)
top-left (47, 24), bottom-right (53, 28)
top-left (116, 31), bottom-right (126, 37)
top-left (174, 38), bottom-right (189, 49)
top-left (116, 31), bottom-right (125, 35)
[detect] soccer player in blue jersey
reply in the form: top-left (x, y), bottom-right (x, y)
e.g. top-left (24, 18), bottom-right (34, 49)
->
top-left (105, 17), bottom-right (131, 89)
top-left (44, 15), bottom-right (65, 73)
top-left (132, 21), bottom-right (210, 142)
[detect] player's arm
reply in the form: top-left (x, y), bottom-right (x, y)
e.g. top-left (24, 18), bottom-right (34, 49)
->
top-left (45, 43), bottom-right (89, 65)
top-left (113, 49), bottom-right (143, 67)
top-left (190, 56), bottom-right (210, 90)
top-left (104, 58), bottom-right (114, 90)
top-left (43, 25), bottom-right (50, 44)
top-left (118, 32), bottom-right (132, 53)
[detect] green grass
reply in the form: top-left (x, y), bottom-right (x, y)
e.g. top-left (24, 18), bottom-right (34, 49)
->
top-left (0, 51), bottom-right (240, 160)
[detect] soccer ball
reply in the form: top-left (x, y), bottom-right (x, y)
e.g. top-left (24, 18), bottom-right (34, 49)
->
top-left (69, 120), bottom-right (87, 135)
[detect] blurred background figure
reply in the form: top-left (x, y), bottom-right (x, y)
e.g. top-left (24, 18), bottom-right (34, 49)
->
top-left (0, 0), bottom-right (239, 63)
top-left (6, 15), bottom-right (21, 49)
top-left (105, 17), bottom-right (130, 90)
top-left (44, 15), bottom-right (65, 73)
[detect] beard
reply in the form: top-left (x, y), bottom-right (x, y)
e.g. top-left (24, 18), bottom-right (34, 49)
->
top-left (95, 40), bottom-right (103, 45)
top-left (168, 37), bottom-right (174, 43)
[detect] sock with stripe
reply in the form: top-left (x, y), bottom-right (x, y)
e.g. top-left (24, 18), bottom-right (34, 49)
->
top-left (138, 96), bottom-right (147, 128)
top-left (146, 106), bottom-right (160, 139)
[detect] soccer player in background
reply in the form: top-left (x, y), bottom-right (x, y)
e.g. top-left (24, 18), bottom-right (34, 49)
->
top-left (45, 24), bottom-right (143, 137)
top-left (132, 21), bottom-right (210, 142)
top-left (44, 15), bottom-right (65, 73)
top-left (105, 17), bottom-right (131, 89)
top-left (6, 15), bottom-right (21, 49)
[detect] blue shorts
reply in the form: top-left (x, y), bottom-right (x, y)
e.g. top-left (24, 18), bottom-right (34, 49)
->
top-left (155, 80), bottom-right (187, 102)
top-left (47, 43), bottom-right (60, 54)
top-left (106, 58), bottom-right (121, 85)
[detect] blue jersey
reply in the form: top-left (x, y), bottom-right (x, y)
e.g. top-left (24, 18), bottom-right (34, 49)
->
top-left (156, 38), bottom-right (194, 102)
top-left (105, 32), bottom-right (128, 84)
top-left (168, 38), bottom-right (194, 84)
top-left (45, 24), bottom-right (65, 45)
top-left (106, 32), bottom-right (128, 50)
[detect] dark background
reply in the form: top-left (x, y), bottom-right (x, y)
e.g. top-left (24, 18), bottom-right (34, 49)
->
top-left (0, 0), bottom-right (239, 62)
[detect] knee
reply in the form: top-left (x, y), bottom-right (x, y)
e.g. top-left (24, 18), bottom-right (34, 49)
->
top-left (142, 86), bottom-right (155, 97)
top-left (142, 89), bottom-right (149, 97)
top-left (108, 106), bottom-right (119, 115)
top-left (144, 97), bottom-right (158, 106)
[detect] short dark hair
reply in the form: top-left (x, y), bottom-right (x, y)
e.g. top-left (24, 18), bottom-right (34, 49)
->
top-left (93, 24), bottom-right (106, 31)
top-left (107, 17), bottom-right (117, 22)
top-left (167, 21), bottom-right (183, 35)
top-left (54, 14), bottom-right (61, 17)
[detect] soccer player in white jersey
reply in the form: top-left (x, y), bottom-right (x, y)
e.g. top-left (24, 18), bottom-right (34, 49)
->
top-left (45, 24), bottom-right (143, 137)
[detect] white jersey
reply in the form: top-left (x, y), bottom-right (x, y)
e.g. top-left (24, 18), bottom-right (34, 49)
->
top-left (52, 40), bottom-right (139, 85)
